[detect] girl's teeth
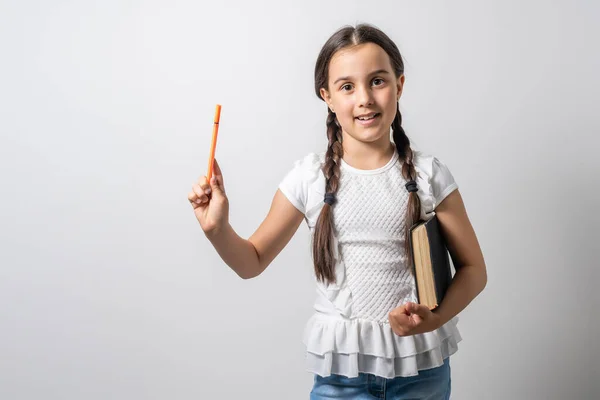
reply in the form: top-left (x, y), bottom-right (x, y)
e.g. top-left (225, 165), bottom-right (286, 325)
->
top-left (358, 114), bottom-right (377, 120)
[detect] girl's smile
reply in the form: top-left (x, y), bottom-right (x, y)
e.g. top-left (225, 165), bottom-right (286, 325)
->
top-left (319, 42), bottom-right (404, 152)
top-left (355, 112), bottom-right (382, 127)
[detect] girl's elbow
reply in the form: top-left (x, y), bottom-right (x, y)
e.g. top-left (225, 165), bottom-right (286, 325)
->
top-left (238, 263), bottom-right (267, 280)
top-left (239, 269), bottom-right (261, 280)
top-left (479, 264), bottom-right (488, 292)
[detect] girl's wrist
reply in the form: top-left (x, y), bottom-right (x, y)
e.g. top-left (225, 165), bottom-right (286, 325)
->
top-left (205, 221), bottom-right (230, 241)
top-left (432, 308), bottom-right (449, 328)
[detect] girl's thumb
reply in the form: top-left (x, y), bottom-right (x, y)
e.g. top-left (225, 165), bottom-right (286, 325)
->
top-left (209, 176), bottom-right (223, 194)
top-left (410, 303), bottom-right (428, 316)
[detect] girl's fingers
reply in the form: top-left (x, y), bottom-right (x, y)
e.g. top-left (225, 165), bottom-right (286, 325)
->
top-left (193, 184), bottom-right (211, 202)
top-left (188, 190), bottom-right (207, 204)
top-left (193, 184), bottom-right (204, 197)
top-left (198, 177), bottom-right (212, 195)
top-left (189, 172), bottom-right (217, 208)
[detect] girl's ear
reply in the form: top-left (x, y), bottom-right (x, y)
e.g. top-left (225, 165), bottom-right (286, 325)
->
top-left (396, 74), bottom-right (405, 100)
top-left (320, 88), bottom-right (334, 111)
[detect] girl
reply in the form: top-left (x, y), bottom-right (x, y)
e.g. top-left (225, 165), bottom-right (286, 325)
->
top-left (188, 24), bottom-right (487, 399)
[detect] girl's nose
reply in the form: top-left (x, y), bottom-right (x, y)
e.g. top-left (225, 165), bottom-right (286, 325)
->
top-left (356, 86), bottom-right (374, 107)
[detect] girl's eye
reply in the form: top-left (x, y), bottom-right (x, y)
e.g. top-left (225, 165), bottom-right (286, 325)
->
top-left (341, 84), bottom-right (353, 91)
top-left (373, 78), bottom-right (385, 86)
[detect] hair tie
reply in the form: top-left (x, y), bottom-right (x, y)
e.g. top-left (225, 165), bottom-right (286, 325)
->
top-left (405, 180), bottom-right (418, 193)
top-left (324, 193), bottom-right (336, 205)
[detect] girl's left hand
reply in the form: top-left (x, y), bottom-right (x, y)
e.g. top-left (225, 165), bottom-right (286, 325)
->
top-left (388, 302), bottom-right (441, 336)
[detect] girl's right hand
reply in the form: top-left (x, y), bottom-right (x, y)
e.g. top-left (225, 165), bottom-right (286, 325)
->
top-left (188, 158), bottom-right (229, 236)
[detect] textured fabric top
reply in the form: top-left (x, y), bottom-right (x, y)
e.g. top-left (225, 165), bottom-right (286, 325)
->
top-left (277, 146), bottom-right (462, 378)
top-left (335, 150), bottom-right (417, 322)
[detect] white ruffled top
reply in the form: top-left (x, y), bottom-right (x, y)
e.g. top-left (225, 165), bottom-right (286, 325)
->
top-left (279, 147), bottom-right (462, 379)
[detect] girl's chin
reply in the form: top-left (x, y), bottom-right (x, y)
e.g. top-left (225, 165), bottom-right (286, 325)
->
top-left (345, 130), bottom-right (389, 144)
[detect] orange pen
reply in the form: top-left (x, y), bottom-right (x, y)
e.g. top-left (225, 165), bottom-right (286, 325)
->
top-left (207, 104), bottom-right (221, 183)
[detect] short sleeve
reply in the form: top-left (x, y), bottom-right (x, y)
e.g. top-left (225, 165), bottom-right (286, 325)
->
top-left (431, 157), bottom-right (459, 207)
top-left (278, 158), bottom-right (308, 214)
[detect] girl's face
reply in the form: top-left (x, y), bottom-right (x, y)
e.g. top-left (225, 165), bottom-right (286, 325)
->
top-left (320, 42), bottom-right (404, 148)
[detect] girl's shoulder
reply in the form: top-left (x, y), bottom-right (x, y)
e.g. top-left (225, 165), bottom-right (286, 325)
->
top-left (280, 148), bottom-right (458, 220)
top-left (412, 149), bottom-right (454, 180)
top-left (284, 151), bottom-right (326, 180)
top-left (412, 149), bottom-right (436, 168)
top-left (278, 152), bottom-right (326, 215)
top-left (297, 151), bottom-right (327, 168)
top-left (412, 149), bottom-right (459, 216)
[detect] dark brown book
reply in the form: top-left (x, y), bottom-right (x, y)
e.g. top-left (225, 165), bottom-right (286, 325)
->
top-left (408, 215), bottom-right (453, 310)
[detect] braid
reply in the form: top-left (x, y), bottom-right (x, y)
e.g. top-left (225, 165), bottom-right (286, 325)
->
top-left (312, 110), bottom-right (343, 284)
top-left (391, 104), bottom-right (422, 267)
top-left (323, 111), bottom-right (343, 192)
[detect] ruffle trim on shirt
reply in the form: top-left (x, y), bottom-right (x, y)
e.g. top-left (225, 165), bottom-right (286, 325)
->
top-left (303, 314), bottom-right (462, 378)
top-left (305, 334), bottom-right (459, 379)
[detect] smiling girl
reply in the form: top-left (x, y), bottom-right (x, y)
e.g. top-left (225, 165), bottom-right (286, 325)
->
top-left (189, 24), bottom-right (487, 399)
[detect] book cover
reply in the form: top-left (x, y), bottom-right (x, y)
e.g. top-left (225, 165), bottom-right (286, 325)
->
top-left (408, 215), bottom-right (453, 310)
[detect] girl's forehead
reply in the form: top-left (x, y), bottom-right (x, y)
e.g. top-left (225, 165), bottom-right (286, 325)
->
top-left (329, 43), bottom-right (393, 78)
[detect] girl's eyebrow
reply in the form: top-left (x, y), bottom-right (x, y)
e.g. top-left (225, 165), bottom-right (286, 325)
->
top-left (333, 69), bottom-right (391, 85)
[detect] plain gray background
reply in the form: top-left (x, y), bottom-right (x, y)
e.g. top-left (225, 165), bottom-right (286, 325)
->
top-left (1, 0), bottom-right (598, 399)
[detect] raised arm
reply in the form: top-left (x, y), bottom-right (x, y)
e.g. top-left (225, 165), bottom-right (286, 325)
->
top-left (189, 159), bottom-right (304, 279)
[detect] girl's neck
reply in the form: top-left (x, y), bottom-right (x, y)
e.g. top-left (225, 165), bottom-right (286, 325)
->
top-left (341, 136), bottom-right (395, 171)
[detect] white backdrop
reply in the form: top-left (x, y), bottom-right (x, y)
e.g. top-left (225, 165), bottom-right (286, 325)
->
top-left (1, 1), bottom-right (598, 399)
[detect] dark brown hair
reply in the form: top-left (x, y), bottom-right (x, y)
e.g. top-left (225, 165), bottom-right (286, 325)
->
top-left (312, 24), bottom-right (422, 285)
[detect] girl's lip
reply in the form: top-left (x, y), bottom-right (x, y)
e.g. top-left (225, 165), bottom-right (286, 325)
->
top-left (355, 113), bottom-right (381, 126)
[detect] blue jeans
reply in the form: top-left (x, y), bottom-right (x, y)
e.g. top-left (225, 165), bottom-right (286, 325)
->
top-left (310, 357), bottom-right (451, 399)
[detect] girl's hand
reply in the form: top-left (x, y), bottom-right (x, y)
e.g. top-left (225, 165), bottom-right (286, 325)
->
top-left (388, 302), bottom-right (441, 336)
top-left (188, 158), bottom-right (229, 237)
